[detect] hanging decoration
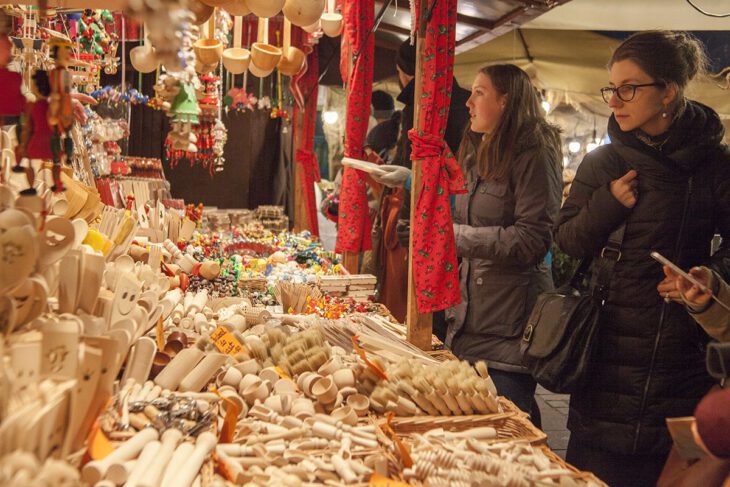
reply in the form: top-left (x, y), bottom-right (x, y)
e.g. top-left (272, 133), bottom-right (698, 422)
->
top-left (408, 0), bottom-right (466, 313)
top-left (334, 0), bottom-right (374, 253)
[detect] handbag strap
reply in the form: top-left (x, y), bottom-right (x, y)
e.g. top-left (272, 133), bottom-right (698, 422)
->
top-left (590, 223), bottom-right (628, 303)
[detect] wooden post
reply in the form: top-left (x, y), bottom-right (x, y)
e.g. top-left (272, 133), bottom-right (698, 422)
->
top-left (292, 108), bottom-right (308, 233)
top-left (406, 0), bottom-right (433, 350)
top-left (341, 22), bottom-right (360, 275)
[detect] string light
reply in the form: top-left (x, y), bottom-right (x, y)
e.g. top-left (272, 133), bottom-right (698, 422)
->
top-left (322, 110), bottom-right (339, 125)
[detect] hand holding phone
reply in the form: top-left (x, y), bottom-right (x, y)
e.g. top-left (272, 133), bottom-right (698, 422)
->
top-left (651, 252), bottom-right (730, 312)
top-left (651, 252), bottom-right (711, 294)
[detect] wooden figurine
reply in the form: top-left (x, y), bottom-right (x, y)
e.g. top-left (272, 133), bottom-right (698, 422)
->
top-left (15, 70), bottom-right (53, 195)
top-left (47, 39), bottom-right (74, 192)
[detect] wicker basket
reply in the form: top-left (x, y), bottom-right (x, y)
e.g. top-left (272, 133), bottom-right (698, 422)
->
top-left (391, 412), bottom-right (546, 445)
top-left (239, 277), bottom-right (268, 293)
top-left (261, 216), bottom-right (289, 232)
top-left (539, 446), bottom-right (609, 487)
top-left (255, 205), bottom-right (285, 219)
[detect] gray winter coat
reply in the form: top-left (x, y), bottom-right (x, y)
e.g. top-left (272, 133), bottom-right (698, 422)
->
top-left (445, 120), bottom-right (563, 372)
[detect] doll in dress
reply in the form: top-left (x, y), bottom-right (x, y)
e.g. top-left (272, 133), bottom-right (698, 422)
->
top-left (47, 40), bottom-right (74, 192)
top-left (15, 70), bottom-right (53, 195)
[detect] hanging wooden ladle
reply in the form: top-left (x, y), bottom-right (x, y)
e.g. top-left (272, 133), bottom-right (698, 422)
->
top-left (249, 17), bottom-right (281, 77)
top-left (129, 24), bottom-right (159, 74)
top-left (321, 0), bottom-right (342, 37)
top-left (277, 17), bottom-right (305, 76)
top-left (222, 15), bottom-right (250, 74)
top-left (282, 0), bottom-right (324, 27)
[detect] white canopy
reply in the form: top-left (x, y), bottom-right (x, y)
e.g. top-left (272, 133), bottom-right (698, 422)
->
top-left (525, 0), bottom-right (730, 31)
top-left (454, 29), bottom-right (730, 125)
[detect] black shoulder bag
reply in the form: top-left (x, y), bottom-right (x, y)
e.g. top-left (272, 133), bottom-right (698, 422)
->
top-left (521, 223), bottom-right (626, 394)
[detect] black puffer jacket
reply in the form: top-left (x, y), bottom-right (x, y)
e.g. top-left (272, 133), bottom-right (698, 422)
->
top-left (556, 100), bottom-right (730, 456)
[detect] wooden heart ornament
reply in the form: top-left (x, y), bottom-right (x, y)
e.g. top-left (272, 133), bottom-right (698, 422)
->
top-left (38, 217), bottom-right (76, 272)
top-left (0, 224), bottom-right (39, 295)
top-left (10, 276), bottom-right (48, 329)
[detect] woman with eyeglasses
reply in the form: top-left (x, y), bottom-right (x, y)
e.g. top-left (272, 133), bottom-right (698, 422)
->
top-left (556, 31), bottom-right (730, 487)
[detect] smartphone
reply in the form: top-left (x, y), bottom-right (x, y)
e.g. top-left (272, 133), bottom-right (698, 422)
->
top-left (650, 251), bottom-right (710, 294)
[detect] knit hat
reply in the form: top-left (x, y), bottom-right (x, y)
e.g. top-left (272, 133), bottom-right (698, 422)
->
top-left (694, 387), bottom-right (730, 458)
top-left (396, 39), bottom-right (416, 76)
top-left (371, 90), bottom-right (395, 119)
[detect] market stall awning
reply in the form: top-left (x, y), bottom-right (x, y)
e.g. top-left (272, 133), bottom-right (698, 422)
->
top-left (525, 0), bottom-right (730, 31)
top-left (454, 28), bottom-right (730, 119)
top-left (373, 0), bottom-right (571, 53)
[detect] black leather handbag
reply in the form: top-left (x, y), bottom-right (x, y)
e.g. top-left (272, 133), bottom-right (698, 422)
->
top-left (521, 224), bottom-right (626, 394)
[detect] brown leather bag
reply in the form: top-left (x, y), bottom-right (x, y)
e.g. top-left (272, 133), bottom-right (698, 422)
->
top-left (375, 187), bottom-right (408, 322)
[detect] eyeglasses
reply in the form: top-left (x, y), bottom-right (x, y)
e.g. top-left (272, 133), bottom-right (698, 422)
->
top-left (600, 82), bottom-right (665, 103)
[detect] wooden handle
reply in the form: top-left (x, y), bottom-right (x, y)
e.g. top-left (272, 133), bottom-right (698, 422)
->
top-left (208, 8), bottom-right (216, 39)
top-left (143, 23), bottom-right (149, 46)
top-left (233, 15), bottom-right (242, 48)
top-left (263, 17), bottom-right (269, 44)
top-left (257, 16), bottom-right (264, 43)
top-left (328, 0), bottom-right (335, 13)
top-left (283, 17), bottom-right (291, 52)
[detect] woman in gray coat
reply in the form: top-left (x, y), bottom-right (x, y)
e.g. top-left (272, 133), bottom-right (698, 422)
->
top-left (445, 64), bottom-right (563, 422)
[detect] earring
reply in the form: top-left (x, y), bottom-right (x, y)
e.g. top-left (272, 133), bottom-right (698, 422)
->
top-left (661, 106), bottom-right (669, 119)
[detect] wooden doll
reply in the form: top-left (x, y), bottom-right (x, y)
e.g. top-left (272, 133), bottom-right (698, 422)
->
top-left (15, 70), bottom-right (54, 195)
top-left (47, 40), bottom-right (74, 192)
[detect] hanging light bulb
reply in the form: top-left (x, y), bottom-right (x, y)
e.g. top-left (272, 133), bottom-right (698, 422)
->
top-left (586, 117), bottom-right (600, 152)
top-left (322, 110), bottom-right (339, 125)
top-left (568, 140), bottom-right (582, 154)
top-left (541, 100), bottom-right (551, 113)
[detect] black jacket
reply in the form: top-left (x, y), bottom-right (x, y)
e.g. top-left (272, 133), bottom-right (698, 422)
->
top-left (556, 100), bottom-right (730, 455)
top-left (393, 78), bottom-right (471, 169)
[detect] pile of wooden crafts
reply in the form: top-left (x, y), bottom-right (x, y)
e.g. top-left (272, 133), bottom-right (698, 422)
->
top-left (0, 180), bottom-right (606, 487)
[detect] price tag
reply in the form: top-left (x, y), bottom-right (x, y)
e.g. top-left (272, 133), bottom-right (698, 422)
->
top-left (210, 325), bottom-right (245, 357)
top-left (156, 316), bottom-right (165, 351)
top-left (369, 474), bottom-right (411, 486)
top-left (274, 366), bottom-right (291, 380)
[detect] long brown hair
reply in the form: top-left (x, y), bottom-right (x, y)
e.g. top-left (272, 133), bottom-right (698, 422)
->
top-left (458, 64), bottom-right (544, 181)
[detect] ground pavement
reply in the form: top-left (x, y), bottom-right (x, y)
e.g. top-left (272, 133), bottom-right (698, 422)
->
top-left (535, 385), bottom-right (570, 459)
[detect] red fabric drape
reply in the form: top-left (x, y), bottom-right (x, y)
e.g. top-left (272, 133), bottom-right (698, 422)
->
top-left (409, 0), bottom-right (466, 313)
top-left (293, 48), bottom-right (320, 236)
top-left (334, 0), bottom-right (374, 253)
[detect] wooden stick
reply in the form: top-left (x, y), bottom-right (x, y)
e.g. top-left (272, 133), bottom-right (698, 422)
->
top-left (405, 0), bottom-right (433, 350)
top-left (233, 16), bottom-right (242, 49)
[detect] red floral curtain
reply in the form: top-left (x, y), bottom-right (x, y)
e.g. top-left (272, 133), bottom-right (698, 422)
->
top-left (293, 48), bottom-right (320, 236)
top-left (334, 0), bottom-right (374, 253)
top-left (409, 0), bottom-right (466, 313)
